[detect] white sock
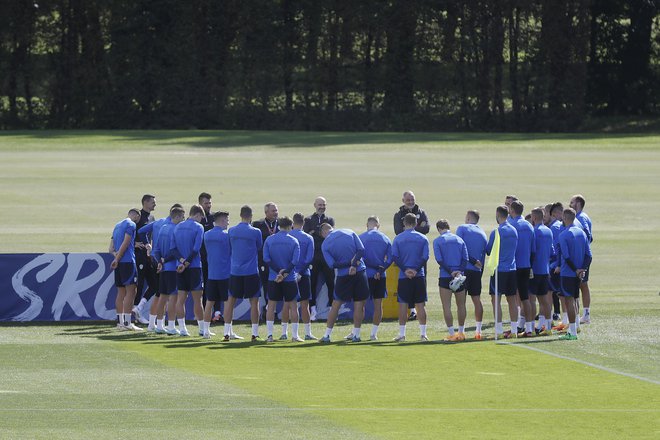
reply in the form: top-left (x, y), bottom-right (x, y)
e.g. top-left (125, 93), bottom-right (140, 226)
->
top-left (251, 323), bottom-right (259, 337)
top-left (224, 323), bottom-right (231, 335)
top-left (371, 324), bottom-right (379, 337)
top-left (476, 321), bottom-right (482, 333)
top-left (324, 327), bottom-right (333, 338)
top-left (292, 323), bottom-right (299, 338)
top-left (537, 315), bottom-right (545, 330)
top-left (353, 327), bottom-right (361, 338)
top-left (576, 317), bottom-right (581, 330)
top-left (447, 326), bottom-right (455, 336)
top-left (197, 320), bottom-right (203, 330)
top-left (230, 323), bottom-right (235, 335)
top-left (583, 307), bottom-right (590, 317)
top-left (420, 324), bottom-right (427, 337)
top-left (399, 325), bottom-right (406, 337)
top-left (177, 318), bottom-right (186, 330)
top-left (138, 298), bottom-right (147, 308)
top-left (495, 322), bottom-right (503, 334)
top-left (562, 312), bottom-right (568, 324)
top-left (305, 323), bottom-right (312, 336)
top-left (569, 323), bottom-right (577, 336)
top-left (123, 313), bottom-right (131, 325)
top-left (525, 321), bottom-right (533, 333)
top-left (168, 319), bottom-right (176, 330)
top-left (156, 319), bottom-right (165, 330)
top-left (203, 321), bottom-right (211, 334)
top-left (517, 314), bottom-right (525, 328)
top-left (546, 317), bottom-right (553, 330)
top-left (311, 305), bottom-right (317, 314)
top-left (510, 321), bottom-right (517, 334)
top-left (281, 322), bottom-right (289, 337)
top-left (148, 314), bottom-right (157, 328)
top-left (267, 320), bottom-right (274, 336)
top-left (458, 325), bottom-right (465, 334)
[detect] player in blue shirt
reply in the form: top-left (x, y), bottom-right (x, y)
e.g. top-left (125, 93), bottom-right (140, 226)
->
top-left (152, 206), bottom-right (185, 335)
top-left (170, 205), bottom-right (205, 337)
top-left (110, 208), bottom-right (142, 331)
top-left (456, 210), bottom-right (488, 339)
top-left (201, 211), bottom-right (231, 339)
top-left (358, 216), bottom-right (393, 341)
top-left (557, 208), bottom-right (592, 340)
top-left (530, 207), bottom-right (555, 336)
top-left (434, 219), bottom-right (469, 342)
top-left (227, 205), bottom-right (264, 341)
top-left (319, 224), bottom-right (369, 342)
top-left (486, 205), bottom-right (519, 339)
top-left (507, 200), bottom-right (536, 337)
top-left (288, 213), bottom-right (317, 340)
top-left (391, 213), bottom-right (430, 342)
top-left (263, 217), bottom-right (302, 342)
top-left (570, 194), bottom-right (593, 324)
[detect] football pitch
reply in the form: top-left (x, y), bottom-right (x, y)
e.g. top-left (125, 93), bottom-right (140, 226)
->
top-left (1, 130), bottom-right (659, 439)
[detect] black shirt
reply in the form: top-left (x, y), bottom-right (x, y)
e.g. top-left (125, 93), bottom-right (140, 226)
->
top-left (393, 205), bottom-right (430, 236)
top-left (303, 213), bottom-right (335, 257)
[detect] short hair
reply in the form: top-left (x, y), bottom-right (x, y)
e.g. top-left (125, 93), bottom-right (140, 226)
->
top-left (240, 205), bottom-right (253, 219)
top-left (141, 194), bottom-right (155, 204)
top-left (506, 194), bottom-right (518, 201)
top-left (212, 211), bottom-right (229, 222)
top-left (436, 219), bottom-right (450, 230)
top-left (563, 208), bottom-right (576, 220)
top-left (292, 212), bottom-right (305, 225)
top-left (466, 210), bottom-right (480, 223)
top-left (551, 202), bottom-right (564, 214)
top-left (189, 204), bottom-right (204, 217)
top-left (510, 200), bottom-right (524, 215)
top-left (367, 216), bottom-right (380, 225)
top-left (198, 192), bottom-right (212, 203)
top-left (496, 205), bottom-right (509, 219)
top-left (403, 190), bottom-right (415, 198)
top-left (531, 207), bottom-right (544, 221)
top-left (524, 213), bottom-right (532, 222)
top-left (128, 208), bottom-right (140, 216)
top-left (573, 194), bottom-right (586, 209)
top-left (320, 223), bottom-right (333, 235)
top-left (264, 202), bottom-right (277, 212)
top-left (278, 216), bottom-right (293, 228)
top-left (403, 213), bottom-right (417, 227)
top-left (170, 203), bottom-right (183, 211)
top-left (544, 203), bottom-right (553, 214)
top-left (170, 207), bottom-right (185, 218)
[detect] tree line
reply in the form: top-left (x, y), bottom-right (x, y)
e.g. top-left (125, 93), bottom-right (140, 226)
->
top-left (1, 0), bottom-right (658, 131)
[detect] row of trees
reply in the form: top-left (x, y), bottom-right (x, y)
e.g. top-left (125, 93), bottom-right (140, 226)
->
top-left (1, 0), bottom-right (658, 131)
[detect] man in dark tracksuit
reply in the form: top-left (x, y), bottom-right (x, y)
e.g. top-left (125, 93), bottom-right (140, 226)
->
top-left (303, 196), bottom-right (335, 318)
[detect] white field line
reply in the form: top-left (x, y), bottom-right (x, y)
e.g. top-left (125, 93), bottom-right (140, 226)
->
top-left (0, 408), bottom-right (657, 413)
top-left (497, 341), bottom-right (660, 386)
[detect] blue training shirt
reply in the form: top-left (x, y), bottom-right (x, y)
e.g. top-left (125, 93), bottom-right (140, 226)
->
top-left (263, 231), bottom-right (300, 282)
top-left (172, 218), bottom-right (204, 269)
top-left (112, 218), bottom-right (136, 263)
top-left (486, 222), bottom-right (518, 272)
top-left (359, 229), bottom-right (393, 278)
top-left (433, 231), bottom-right (469, 278)
top-left (137, 216), bottom-right (169, 244)
top-left (228, 222), bottom-right (263, 276)
top-left (204, 226), bottom-right (231, 280)
top-left (456, 223), bottom-right (488, 272)
top-left (559, 225), bottom-right (592, 277)
top-left (321, 229), bottom-right (366, 277)
top-left (152, 223), bottom-right (178, 272)
top-left (508, 215), bottom-right (535, 269)
top-left (576, 210), bottom-right (593, 243)
top-left (532, 223), bottom-right (554, 275)
top-left (289, 229), bottom-right (314, 277)
top-left (391, 228), bottom-right (429, 279)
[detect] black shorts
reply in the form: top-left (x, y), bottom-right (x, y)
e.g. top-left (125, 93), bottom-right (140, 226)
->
top-left (397, 277), bottom-right (427, 305)
top-left (114, 262), bottom-right (137, 287)
top-left (516, 268), bottom-right (530, 300)
top-left (158, 271), bottom-right (178, 295)
top-left (464, 269), bottom-right (482, 296)
top-left (548, 272), bottom-right (561, 293)
top-left (206, 279), bottom-right (229, 302)
top-left (297, 274), bottom-right (312, 302)
top-left (560, 276), bottom-right (580, 299)
top-left (489, 271), bottom-right (517, 297)
top-left (529, 274), bottom-right (549, 296)
top-left (177, 267), bottom-right (203, 292)
top-left (368, 277), bottom-right (387, 299)
top-left (438, 277), bottom-right (465, 292)
top-left (229, 274), bottom-right (261, 299)
top-left (334, 271), bottom-right (369, 303)
top-left (268, 280), bottom-right (299, 302)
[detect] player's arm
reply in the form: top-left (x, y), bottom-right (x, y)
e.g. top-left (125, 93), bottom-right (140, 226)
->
top-left (459, 243), bottom-right (469, 273)
top-left (382, 241), bottom-right (393, 272)
top-left (486, 230), bottom-right (495, 255)
top-left (108, 238), bottom-right (115, 255)
top-left (137, 222), bottom-right (154, 243)
top-left (321, 242), bottom-right (336, 269)
top-left (111, 233), bottom-right (132, 268)
top-left (434, 241), bottom-right (452, 276)
top-left (350, 233), bottom-right (365, 267)
top-left (184, 228), bottom-right (203, 263)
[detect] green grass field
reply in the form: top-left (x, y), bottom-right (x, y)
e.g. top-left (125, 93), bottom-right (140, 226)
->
top-left (1, 130), bottom-right (659, 439)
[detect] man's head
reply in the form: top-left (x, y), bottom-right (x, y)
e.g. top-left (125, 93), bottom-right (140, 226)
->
top-left (264, 202), bottom-right (278, 221)
top-left (240, 205), bottom-right (253, 222)
top-left (550, 202), bottom-right (564, 221)
top-left (141, 194), bottom-right (156, 212)
top-left (403, 213), bottom-right (417, 229)
top-left (314, 197), bottom-right (327, 215)
top-left (570, 194), bottom-right (586, 212)
top-left (292, 212), bottom-right (304, 230)
top-left (402, 191), bottom-right (416, 209)
top-left (212, 211), bottom-right (229, 228)
top-left (562, 208), bottom-right (577, 227)
top-left (436, 219), bottom-right (450, 233)
top-left (189, 204), bottom-right (204, 222)
top-left (543, 203), bottom-right (553, 224)
top-left (198, 192), bottom-right (212, 214)
top-left (465, 209), bottom-right (480, 225)
top-left (170, 206), bottom-right (186, 224)
top-left (510, 200), bottom-right (524, 217)
top-left (278, 216), bottom-right (293, 231)
top-left (505, 195), bottom-right (518, 208)
top-left (495, 205), bottom-right (509, 224)
top-left (127, 208), bottom-right (141, 223)
top-left (531, 207), bottom-right (544, 226)
top-left (320, 222), bottom-right (334, 238)
top-left (366, 216), bottom-right (380, 231)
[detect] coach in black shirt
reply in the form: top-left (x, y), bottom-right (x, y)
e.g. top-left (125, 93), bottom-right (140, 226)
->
top-left (253, 202), bottom-right (280, 308)
top-left (133, 194), bottom-right (158, 321)
top-left (303, 196), bottom-right (335, 312)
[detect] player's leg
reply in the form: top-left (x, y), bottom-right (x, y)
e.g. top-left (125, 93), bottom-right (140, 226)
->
top-left (456, 291), bottom-right (467, 337)
top-left (223, 295), bottom-right (236, 340)
top-left (321, 260), bottom-right (336, 308)
top-left (166, 292), bottom-right (178, 334)
top-left (202, 299), bottom-right (215, 338)
top-left (191, 289), bottom-right (204, 333)
top-left (439, 286), bottom-right (455, 340)
top-left (123, 283), bottom-right (141, 330)
top-left (319, 300), bottom-right (343, 342)
top-left (287, 300), bottom-right (301, 341)
top-left (175, 290), bottom-right (189, 335)
top-left (115, 286), bottom-right (126, 329)
top-left (415, 277), bottom-right (428, 340)
top-left (580, 281), bottom-right (591, 323)
top-left (266, 297), bottom-right (278, 342)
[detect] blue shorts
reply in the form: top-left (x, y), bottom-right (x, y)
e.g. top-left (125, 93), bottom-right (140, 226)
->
top-left (334, 271), bottom-right (369, 303)
top-left (206, 278), bottom-right (229, 302)
top-left (397, 277), bottom-right (427, 304)
top-left (114, 262), bottom-right (137, 287)
top-left (368, 277), bottom-right (387, 299)
top-left (268, 280), bottom-right (299, 302)
top-left (297, 274), bottom-right (312, 302)
top-left (560, 276), bottom-right (580, 299)
top-left (528, 274), bottom-right (549, 296)
top-left (158, 271), bottom-right (178, 295)
top-left (489, 271), bottom-right (517, 297)
top-left (177, 267), bottom-right (203, 292)
top-left (230, 274), bottom-right (261, 299)
top-left (548, 272), bottom-right (561, 293)
top-left (464, 269), bottom-right (482, 296)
